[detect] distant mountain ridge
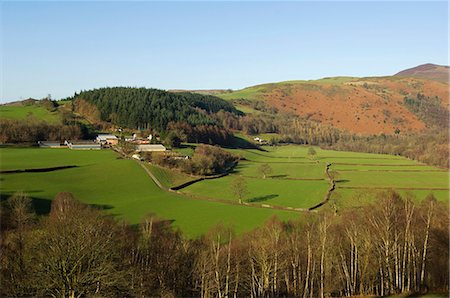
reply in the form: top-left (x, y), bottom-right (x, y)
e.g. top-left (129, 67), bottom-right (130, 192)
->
top-left (394, 63), bottom-right (449, 83)
top-left (2, 64), bottom-right (447, 136)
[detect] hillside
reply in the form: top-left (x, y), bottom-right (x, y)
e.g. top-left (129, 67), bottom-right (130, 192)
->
top-left (217, 75), bottom-right (449, 135)
top-left (70, 87), bottom-right (241, 131)
top-left (0, 98), bottom-right (62, 124)
top-left (395, 63), bottom-right (449, 83)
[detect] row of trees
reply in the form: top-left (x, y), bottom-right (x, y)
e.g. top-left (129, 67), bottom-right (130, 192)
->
top-left (214, 110), bottom-right (449, 168)
top-left (327, 130), bottom-right (449, 168)
top-left (0, 119), bottom-right (86, 143)
top-left (214, 111), bottom-right (342, 145)
top-left (1, 191), bottom-right (447, 297)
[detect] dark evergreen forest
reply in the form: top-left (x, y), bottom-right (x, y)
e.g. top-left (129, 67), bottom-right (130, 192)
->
top-left (71, 87), bottom-right (241, 131)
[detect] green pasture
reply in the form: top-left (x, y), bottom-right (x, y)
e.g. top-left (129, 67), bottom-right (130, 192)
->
top-left (0, 104), bottom-right (61, 124)
top-left (233, 161), bottom-right (326, 180)
top-left (218, 85), bottom-right (268, 101)
top-left (218, 77), bottom-right (357, 101)
top-left (332, 164), bottom-right (443, 171)
top-left (181, 175), bottom-right (329, 209)
top-left (1, 144), bottom-right (448, 237)
top-left (337, 171), bottom-right (449, 189)
top-left (0, 148), bottom-right (300, 237)
top-left (145, 164), bottom-right (194, 189)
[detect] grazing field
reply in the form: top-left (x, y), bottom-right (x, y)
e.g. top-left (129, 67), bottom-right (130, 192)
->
top-left (179, 145), bottom-right (448, 210)
top-left (144, 164), bottom-right (195, 189)
top-left (0, 104), bottom-right (61, 123)
top-left (1, 145), bottom-right (448, 237)
top-left (181, 175), bottom-right (329, 209)
top-left (0, 148), bottom-right (300, 237)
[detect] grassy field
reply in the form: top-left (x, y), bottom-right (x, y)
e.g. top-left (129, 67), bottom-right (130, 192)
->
top-left (0, 104), bottom-right (61, 124)
top-left (144, 164), bottom-right (195, 189)
top-left (1, 145), bottom-right (447, 237)
top-left (181, 175), bottom-right (329, 209)
top-left (0, 148), bottom-right (301, 237)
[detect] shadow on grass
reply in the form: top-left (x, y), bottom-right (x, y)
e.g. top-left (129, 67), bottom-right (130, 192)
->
top-left (0, 165), bottom-right (79, 174)
top-left (335, 179), bottom-right (350, 183)
top-left (247, 194), bottom-right (278, 203)
top-left (270, 174), bottom-right (288, 179)
top-left (90, 204), bottom-right (114, 211)
top-left (1, 192), bottom-right (114, 216)
top-left (221, 136), bottom-right (266, 151)
top-left (1, 192), bottom-right (52, 215)
top-left (229, 163), bottom-right (249, 174)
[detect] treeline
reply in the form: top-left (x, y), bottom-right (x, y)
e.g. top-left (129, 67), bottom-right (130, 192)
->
top-left (167, 122), bottom-right (234, 146)
top-left (0, 119), bottom-right (86, 143)
top-left (145, 144), bottom-right (239, 176)
top-left (215, 111), bottom-right (343, 145)
top-left (1, 191), bottom-right (447, 297)
top-left (327, 130), bottom-right (449, 168)
top-left (214, 110), bottom-right (449, 168)
top-left (70, 87), bottom-right (240, 131)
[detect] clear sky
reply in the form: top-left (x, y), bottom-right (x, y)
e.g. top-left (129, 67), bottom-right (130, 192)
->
top-left (1, 1), bottom-right (448, 102)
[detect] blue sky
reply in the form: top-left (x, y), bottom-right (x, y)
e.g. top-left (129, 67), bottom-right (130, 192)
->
top-left (1, 1), bottom-right (448, 102)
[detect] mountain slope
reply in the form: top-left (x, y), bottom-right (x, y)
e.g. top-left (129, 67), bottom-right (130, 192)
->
top-left (217, 75), bottom-right (449, 135)
top-left (394, 63), bottom-right (449, 83)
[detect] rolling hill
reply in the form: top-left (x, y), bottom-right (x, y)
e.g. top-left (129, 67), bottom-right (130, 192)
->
top-left (1, 65), bottom-right (448, 137)
top-left (394, 63), bottom-right (449, 83)
top-left (216, 66), bottom-right (449, 135)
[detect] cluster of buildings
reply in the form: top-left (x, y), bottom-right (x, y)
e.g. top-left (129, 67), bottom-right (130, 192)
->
top-left (38, 133), bottom-right (167, 152)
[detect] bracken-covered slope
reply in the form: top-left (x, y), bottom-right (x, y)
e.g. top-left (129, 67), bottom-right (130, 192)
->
top-left (395, 63), bottom-right (449, 83)
top-left (218, 75), bottom-right (449, 135)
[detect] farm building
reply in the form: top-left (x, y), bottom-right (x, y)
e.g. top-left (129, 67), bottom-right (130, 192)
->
top-left (65, 140), bottom-right (101, 150)
top-left (96, 134), bottom-right (119, 145)
top-left (136, 144), bottom-right (166, 152)
top-left (38, 141), bottom-right (66, 148)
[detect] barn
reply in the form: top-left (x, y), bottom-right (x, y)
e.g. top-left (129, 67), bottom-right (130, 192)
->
top-left (136, 144), bottom-right (167, 152)
top-left (65, 140), bottom-right (101, 150)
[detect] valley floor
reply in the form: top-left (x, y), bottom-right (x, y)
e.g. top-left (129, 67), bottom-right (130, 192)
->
top-left (0, 145), bottom-right (448, 237)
